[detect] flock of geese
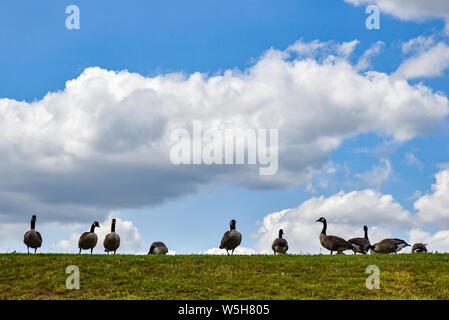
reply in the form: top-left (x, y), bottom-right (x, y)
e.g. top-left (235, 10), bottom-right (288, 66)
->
top-left (23, 215), bottom-right (428, 255)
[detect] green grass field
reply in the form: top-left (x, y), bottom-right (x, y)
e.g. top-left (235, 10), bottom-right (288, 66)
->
top-left (1, 253), bottom-right (448, 300)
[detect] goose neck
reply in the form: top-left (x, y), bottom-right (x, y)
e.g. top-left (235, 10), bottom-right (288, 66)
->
top-left (321, 220), bottom-right (327, 235)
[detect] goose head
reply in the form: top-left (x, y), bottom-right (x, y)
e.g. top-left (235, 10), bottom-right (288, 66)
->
top-left (30, 214), bottom-right (37, 229)
top-left (230, 219), bottom-right (236, 230)
top-left (279, 229), bottom-right (284, 238)
top-left (315, 217), bottom-right (326, 223)
top-left (94, 221), bottom-right (100, 228)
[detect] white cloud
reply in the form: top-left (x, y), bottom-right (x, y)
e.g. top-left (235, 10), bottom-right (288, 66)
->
top-left (344, 0), bottom-right (449, 32)
top-left (0, 222), bottom-right (25, 251)
top-left (201, 247), bottom-right (258, 255)
top-left (55, 213), bottom-right (142, 253)
top-left (405, 153), bottom-right (423, 170)
top-left (408, 189), bottom-right (422, 201)
top-left (356, 41), bottom-right (384, 71)
top-left (254, 189), bottom-right (409, 254)
top-left (414, 169), bottom-right (449, 226)
top-left (402, 36), bottom-right (435, 54)
top-left (394, 42), bottom-right (449, 79)
top-left (409, 228), bottom-right (449, 252)
top-left (355, 158), bottom-right (392, 189)
top-left (0, 39), bottom-right (448, 225)
top-left (254, 168), bottom-right (449, 254)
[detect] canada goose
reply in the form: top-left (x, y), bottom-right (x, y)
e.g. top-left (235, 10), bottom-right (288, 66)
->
top-left (348, 226), bottom-right (370, 254)
top-left (316, 217), bottom-right (353, 254)
top-left (368, 238), bottom-right (410, 254)
top-left (103, 219), bottom-right (120, 254)
top-left (148, 242), bottom-right (168, 255)
top-left (219, 219), bottom-right (242, 255)
top-left (412, 243), bottom-right (428, 253)
top-left (272, 229), bottom-right (288, 254)
top-left (78, 221), bottom-right (100, 254)
top-left (24, 215), bottom-right (42, 253)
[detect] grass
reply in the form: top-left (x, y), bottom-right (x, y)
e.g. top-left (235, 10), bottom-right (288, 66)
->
top-left (0, 253), bottom-right (448, 300)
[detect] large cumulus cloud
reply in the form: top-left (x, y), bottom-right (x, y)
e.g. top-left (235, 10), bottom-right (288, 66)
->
top-left (0, 39), bottom-right (448, 225)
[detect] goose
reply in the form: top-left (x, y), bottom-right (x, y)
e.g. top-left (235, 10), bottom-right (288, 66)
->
top-left (148, 242), bottom-right (168, 255)
top-left (316, 217), bottom-right (353, 254)
top-left (412, 243), bottom-right (428, 253)
top-left (272, 229), bottom-right (288, 254)
top-left (78, 221), bottom-right (100, 254)
top-left (368, 238), bottom-right (410, 254)
top-left (219, 219), bottom-right (242, 255)
top-left (348, 226), bottom-right (370, 254)
top-left (24, 215), bottom-right (42, 253)
top-left (103, 219), bottom-right (120, 254)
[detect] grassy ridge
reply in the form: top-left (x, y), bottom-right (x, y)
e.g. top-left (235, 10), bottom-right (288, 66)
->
top-left (1, 253), bottom-right (448, 300)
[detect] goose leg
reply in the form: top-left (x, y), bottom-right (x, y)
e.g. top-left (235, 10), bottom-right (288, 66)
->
top-left (330, 251), bottom-right (333, 255)
top-left (27, 247), bottom-right (29, 254)
top-left (90, 248), bottom-right (93, 254)
top-left (226, 250), bottom-right (229, 256)
top-left (34, 248), bottom-right (37, 253)
top-left (79, 248), bottom-right (81, 254)
top-left (232, 249), bottom-right (235, 255)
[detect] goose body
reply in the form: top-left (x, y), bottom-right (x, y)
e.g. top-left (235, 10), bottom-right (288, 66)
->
top-left (369, 238), bottom-right (410, 254)
top-left (78, 221), bottom-right (100, 254)
top-left (219, 219), bottom-right (242, 255)
top-left (272, 229), bottom-right (288, 254)
top-left (348, 226), bottom-right (370, 254)
top-left (103, 219), bottom-right (120, 254)
top-left (316, 217), bottom-right (353, 254)
top-left (148, 242), bottom-right (168, 255)
top-left (412, 243), bottom-right (427, 253)
top-left (24, 215), bottom-right (42, 253)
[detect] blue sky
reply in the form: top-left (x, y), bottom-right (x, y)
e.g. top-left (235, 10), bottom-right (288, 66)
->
top-left (1, 0), bottom-right (449, 254)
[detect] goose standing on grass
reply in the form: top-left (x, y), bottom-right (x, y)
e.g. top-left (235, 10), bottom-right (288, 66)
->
top-left (368, 238), bottom-right (410, 254)
top-left (24, 215), bottom-right (42, 253)
top-left (272, 229), bottom-right (288, 254)
top-left (412, 243), bottom-right (428, 253)
top-left (316, 217), bottom-right (353, 254)
top-left (78, 221), bottom-right (100, 254)
top-left (219, 219), bottom-right (242, 255)
top-left (148, 242), bottom-right (168, 255)
top-left (348, 226), bottom-right (370, 254)
top-left (104, 219), bottom-right (120, 254)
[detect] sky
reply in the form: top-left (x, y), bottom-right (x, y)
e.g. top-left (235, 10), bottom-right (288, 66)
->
top-left (1, 0), bottom-right (449, 255)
